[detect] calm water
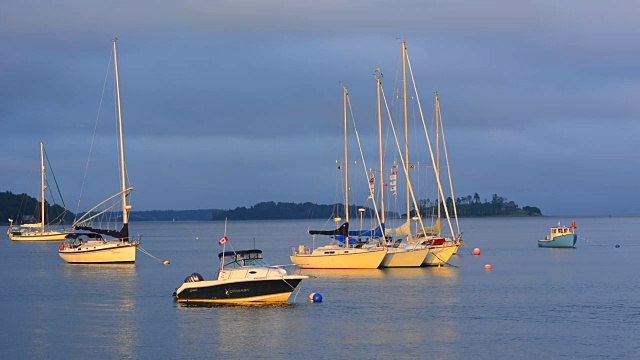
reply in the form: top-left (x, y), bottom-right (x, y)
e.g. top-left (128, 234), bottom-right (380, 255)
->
top-left (2, 217), bottom-right (639, 359)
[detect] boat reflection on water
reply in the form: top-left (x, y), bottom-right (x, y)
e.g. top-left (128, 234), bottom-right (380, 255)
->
top-left (296, 266), bottom-right (458, 279)
top-left (59, 263), bottom-right (138, 358)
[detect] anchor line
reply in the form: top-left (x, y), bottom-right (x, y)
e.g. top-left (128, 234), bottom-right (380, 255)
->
top-left (137, 245), bottom-right (164, 262)
top-left (291, 282), bottom-right (304, 302)
top-left (431, 249), bottom-right (459, 268)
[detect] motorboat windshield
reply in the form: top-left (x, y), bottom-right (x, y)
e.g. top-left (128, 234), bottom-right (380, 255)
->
top-left (218, 249), bottom-right (271, 269)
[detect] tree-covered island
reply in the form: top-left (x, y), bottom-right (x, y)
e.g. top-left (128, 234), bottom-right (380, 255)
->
top-left (1, 190), bottom-right (541, 224)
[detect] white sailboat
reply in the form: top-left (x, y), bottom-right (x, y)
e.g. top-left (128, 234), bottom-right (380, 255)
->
top-left (400, 42), bottom-right (458, 266)
top-left (8, 142), bottom-right (69, 241)
top-left (383, 41), bottom-right (457, 267)
top-left (371, 68), bottom-right (428, 267)
top-left (59, 39), bottom-right (139, 263)
top-left (290, 85), bottom-right (387, 269)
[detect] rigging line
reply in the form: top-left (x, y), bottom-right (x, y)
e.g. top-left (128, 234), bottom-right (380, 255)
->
top-left (405, 51), bottom-right (456, 238)
top-left (346, 93), bottom-right (384, 237)
top-left (381, 84), bottom-right (427, 236)
top-left (76, 47), bottom-right (114, 221)
top-left (43, 146), bottom-right (67, 211)
top-left (436, 95), bottom-right (461, 235)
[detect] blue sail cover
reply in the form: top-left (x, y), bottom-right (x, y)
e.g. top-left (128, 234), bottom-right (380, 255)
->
top-left (348, 224), bottom-right (385, 238)
top-left (335, 224), bottom-right (385, 245)
top-left (309, 222), bottom-right (384, 245)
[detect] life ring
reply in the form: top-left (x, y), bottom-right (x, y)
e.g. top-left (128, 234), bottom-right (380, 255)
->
top-left (58, 243), bottom-right (65, 251)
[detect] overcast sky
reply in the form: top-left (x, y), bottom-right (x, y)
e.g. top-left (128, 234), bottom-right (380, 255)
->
top-left (2, 1), bottom-right (640, 216)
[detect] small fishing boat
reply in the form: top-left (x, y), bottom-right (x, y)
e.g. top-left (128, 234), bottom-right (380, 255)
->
top-left (174, 248), bottom-right (308, 304)
top-left (538, 221), bottom-right (577, 248)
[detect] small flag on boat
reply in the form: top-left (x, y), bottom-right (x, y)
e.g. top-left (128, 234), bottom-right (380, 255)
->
top-left (218, 235), bottom-right (228, 246)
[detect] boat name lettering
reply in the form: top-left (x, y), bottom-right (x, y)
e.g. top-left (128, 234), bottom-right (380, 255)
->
top-left (225, 288), bottom-right (250, 295)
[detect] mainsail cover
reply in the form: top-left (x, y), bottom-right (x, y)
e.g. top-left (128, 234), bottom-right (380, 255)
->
top-left (75, 223), bottom-right (129, 241)
top-left (309, 222), bottom-right (349, 237)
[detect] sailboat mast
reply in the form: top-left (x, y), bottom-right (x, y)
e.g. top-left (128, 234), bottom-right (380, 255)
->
top-left (402, 41), bottom-right (410, 221)
top-left (40, 141), bottom-right (45, 232)
top-left (343, 85), bottom-right (350, 223)
top-left (435, 92), bottom-right (441, 225)
top-left (376, 69), bottom-right (385, 224)
top-left (113, 39), bottom-right (129, 226)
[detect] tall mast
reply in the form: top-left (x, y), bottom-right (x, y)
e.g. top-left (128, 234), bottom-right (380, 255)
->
top-left (40, 141), bottom-right (45, 232)
top-left (343, 85), bottom-right (350, 223)
top-left (376, 69), bottom-right (385, 223)
top-left (402, 41), bottom-right (410, 221)
top-left (435, 92), bottom-right (441, 227)
top-left (113, 39), bottom-right (129, 226)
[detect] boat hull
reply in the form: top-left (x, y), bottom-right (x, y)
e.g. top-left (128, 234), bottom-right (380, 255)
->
top-left (538, 234), bottom-right (577, 248)
top-left (59, 241), bottom-right (137, 263)
top-left (380, 247), bottom-right (429, 267)
top-left (423, 244), bottom-right (457, 266)
top-left (174, 277), bottom-right (305, 304)
top-left (10, 231), bottom-right (68, 242)
top-left (290, 246), bottom-right (386, 269)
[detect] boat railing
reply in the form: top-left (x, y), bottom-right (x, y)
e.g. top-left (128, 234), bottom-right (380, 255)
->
top-left (292, 245), bottom-right (311, 255)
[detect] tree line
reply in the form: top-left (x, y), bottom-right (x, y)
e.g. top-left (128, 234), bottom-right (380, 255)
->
top-left (0, 191), bottom-right (74, 225)
top-left (1, 190), bottom-right (541, 224)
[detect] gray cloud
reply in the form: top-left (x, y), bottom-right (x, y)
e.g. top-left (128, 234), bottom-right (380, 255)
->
top-left (2, 1), bottom-right (640, 216)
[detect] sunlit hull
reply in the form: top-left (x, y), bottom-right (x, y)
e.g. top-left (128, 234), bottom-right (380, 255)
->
top-left (380, 247), bottom-right (429, 267)
top-left (59, 241), bottom-right (137, 263)
top-left (9, 231), bottom-right (68, 242)
top-left (290, 245), bottom-right (386, 269)
top-left (423, 244), bottom-right (457, 266)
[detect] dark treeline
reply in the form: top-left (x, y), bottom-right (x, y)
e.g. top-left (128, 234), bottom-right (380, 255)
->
top-left (1, 190), bottom-right (541, 223)
top-left (211, 194), bottom-right (542, 221)
top-left (129, 209), bottom-right (215, 222)
top-left (414, 193), bottom-right (542, 217)
top-left (211, 202), bottom-right (371, 220)
top-left (0, 191), bottom-right (74, 225)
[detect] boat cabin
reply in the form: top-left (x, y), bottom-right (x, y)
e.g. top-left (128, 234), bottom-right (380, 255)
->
top-left (549, 226), bottom-right (574, 240)
top-left (218, 249), bottom-right (270, 269)
top-left (64, 233), bottom-right (106, 247)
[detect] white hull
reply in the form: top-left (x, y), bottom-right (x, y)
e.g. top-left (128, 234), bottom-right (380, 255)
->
top-left (423, 244), bottom-right (457, 266)
top-left (9, 231), bottom-right (68, 242)
top-left (59, 241), bottom-right (137, 263)
top-left (290, 245), bottom-right (386, 269)
top-left (380, 247), bottom-right (429, 267)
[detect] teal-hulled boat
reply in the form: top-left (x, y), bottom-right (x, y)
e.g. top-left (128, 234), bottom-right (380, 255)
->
top-left (538, 221), bottom-right (577, 248)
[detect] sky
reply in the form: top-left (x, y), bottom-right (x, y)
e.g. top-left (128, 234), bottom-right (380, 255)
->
top-left (2, 1), bottom-right (640, 217)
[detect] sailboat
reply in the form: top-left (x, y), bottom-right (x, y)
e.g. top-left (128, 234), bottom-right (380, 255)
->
top-left (370, 68), bottom-right (429, 267)
top-left (58, 39), bottom-right (139, 264)
top-left (290, 85), bottom-right (387, 269)
top-left (384, 41), bottom-right (458, 267)
top-left (411, 92), bottom-right (460, 265)
top-left (8, 142), bottom-right (70, 241)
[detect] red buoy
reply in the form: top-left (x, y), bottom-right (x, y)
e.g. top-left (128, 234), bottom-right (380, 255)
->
top-left (484, 264), bottom-right (492, 270)
top-left (473, 248), bottom-right (481, 256)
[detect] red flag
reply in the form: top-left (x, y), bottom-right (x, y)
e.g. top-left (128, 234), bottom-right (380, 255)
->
top-left (218, 235), bottom-right (228, 246)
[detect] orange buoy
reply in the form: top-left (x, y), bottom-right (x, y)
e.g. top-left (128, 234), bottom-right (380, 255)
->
top-left (473, 248), bottom-right (481, 256)
top-left (484, 264), bottom-right (492, 270)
